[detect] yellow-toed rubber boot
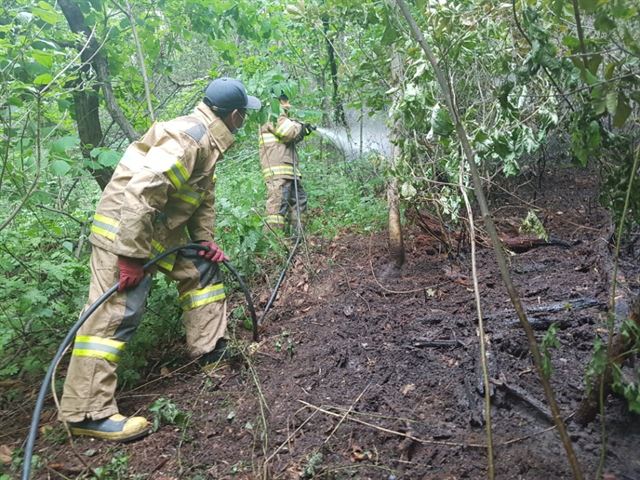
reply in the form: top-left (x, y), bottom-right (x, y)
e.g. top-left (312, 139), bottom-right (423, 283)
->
top-left (68, 414), bottom-right (151, 442)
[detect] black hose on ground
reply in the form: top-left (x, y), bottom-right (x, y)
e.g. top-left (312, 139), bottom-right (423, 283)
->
top-left (21, 243), bottom-right (257, 480)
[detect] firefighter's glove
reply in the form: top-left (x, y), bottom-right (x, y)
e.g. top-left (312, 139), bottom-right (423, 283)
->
top-left (198, 241), bottom-right (227, 263)
top-left (302, 123), bottom-right (316, 137)
top-left (117, 256), bottom-right (145, 292)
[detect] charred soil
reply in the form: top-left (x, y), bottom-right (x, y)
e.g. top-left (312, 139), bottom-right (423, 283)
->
top-left (2, 166), bottom-right (640, 480)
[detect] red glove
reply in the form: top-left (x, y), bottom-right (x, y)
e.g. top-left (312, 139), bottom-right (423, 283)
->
top-left (198, 241), bottom-right (227, 263)
top-left (117, 256), bottom-right (145, 292)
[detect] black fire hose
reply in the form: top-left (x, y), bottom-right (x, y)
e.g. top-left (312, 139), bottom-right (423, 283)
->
top-left (22, 243), bottom-right (257, 480)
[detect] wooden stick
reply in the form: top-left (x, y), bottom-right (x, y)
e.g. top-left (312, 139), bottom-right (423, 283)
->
top-left (298, 400), bottom-right (486, 448)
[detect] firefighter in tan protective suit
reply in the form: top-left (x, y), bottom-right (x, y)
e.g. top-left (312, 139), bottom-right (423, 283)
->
top-left (259, 92), bottom-right (314, 233)
top-left (59, 78), bottom-right (261, 442)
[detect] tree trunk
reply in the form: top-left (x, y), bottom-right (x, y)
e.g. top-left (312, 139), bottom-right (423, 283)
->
top-left (387, 51), bottom-right (405, 270)
top-left (322, 16), bottom-right (347, 127)
top-left (72, 86), bottom-right (112, 190)
top-left (58, 0), bottom-right (138, 143)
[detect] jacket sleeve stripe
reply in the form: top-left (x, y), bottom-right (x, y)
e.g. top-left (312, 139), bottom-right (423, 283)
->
top-left (91, 214), bottom-right (120, 240)
top-left (151, 240), bottom-right (177, 271)
top-left (259, 133), bottom-right (280, 145)
top-left (275, 119), bottom-right (296, 137)
top-left (170, 185), bottom-right (203, 207)
top-left (166, 161), bottom-right (190, 190)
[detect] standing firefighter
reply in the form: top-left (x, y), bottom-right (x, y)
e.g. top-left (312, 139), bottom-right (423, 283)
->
top-left (259, 92), bottom-right (314, 234)
top-left (59, 78), bottom-right (261, 441)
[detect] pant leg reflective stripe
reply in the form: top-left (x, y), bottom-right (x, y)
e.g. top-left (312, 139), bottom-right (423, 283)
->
top-left (72, 335), bottom-right (125, 363)
top-left (151, 240), bottom-right (176, 271)
top-left (179, 283), bottom-right (225, 311)
top-left (166, 161), bottom-right (190, 190)
top-left (262, 165), bottom-right (300, 179)
top-left (91, 214), bottom-right (120, 240)
top-left (266, 214), bottom-right (286, 225)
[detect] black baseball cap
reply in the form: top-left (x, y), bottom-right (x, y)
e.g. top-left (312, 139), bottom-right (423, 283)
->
top-left (204, 77), bottom-right (261, 112)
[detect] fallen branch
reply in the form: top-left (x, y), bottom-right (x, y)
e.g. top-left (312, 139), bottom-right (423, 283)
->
top-left (298, 400), bottom-right (486, 448)
top-left (411, 339), bottom-right (465, 348)
top-left (494, 376), bottom-right (553, 424)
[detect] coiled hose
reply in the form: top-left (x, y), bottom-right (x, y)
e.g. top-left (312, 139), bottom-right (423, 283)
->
top-left (22, 243), bottom-right (257, 480)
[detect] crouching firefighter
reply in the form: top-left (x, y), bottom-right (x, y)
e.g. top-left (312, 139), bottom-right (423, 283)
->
top-left (258, 92), bottom-right (314, 235)
top-left (58, 77), bottom-right (261, 442)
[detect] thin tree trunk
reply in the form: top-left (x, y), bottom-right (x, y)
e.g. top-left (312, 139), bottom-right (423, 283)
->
top-left (124, 0), bottom-right (155, 121)
top-left (58, 0), bottom-right (138, 143)
top-left (393, 1), bottom-right (583, 478)
top-left (322, 16), bottom-right (347, 126)
top-left (387, 51), bottom-right (405, 269)
top-left (72, 87), bottom-right (112, 190)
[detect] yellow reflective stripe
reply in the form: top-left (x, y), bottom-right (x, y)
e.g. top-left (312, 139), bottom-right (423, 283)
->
top-left (276, 119), bottom-right (296, 137)
top-left (170, 185), bottom-right (202, 206)
top-left (90, 224), bottom-right (116, 240)
top-left (259, 133), bottom-right (280, 145)
top-left (73, 349), bottom-right (121, 362)
top-left (72, 335), bottom-right (125, 363)
top-left (262, 165), bottom-right (301, 178)
top-left (91, 214), bottom-right (119, 240)
top-left (75, 335), bottom-right (125, 350)
top-left (179, 283), bottom-right (226, 311)
top-left (166, 161), bottom-right (190, 190)
top-left (151, 240), bottom-right (176, 271)
top-left (266, 214), bottom-right (285, 224)
top-left (94, 214), bottom-right (118, 227)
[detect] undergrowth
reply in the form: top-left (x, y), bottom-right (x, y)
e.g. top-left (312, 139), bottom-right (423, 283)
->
top-left (0, 138), bottom-right (385, 395)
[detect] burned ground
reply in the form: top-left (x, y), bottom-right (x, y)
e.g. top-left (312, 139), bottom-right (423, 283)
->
top-left (2, 166), bottom-right (640, 480)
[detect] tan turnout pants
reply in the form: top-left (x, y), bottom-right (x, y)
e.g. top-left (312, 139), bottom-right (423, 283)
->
top-left (264, 177), bottom-right (307, 233)
top-left (59, 245), bottom-right (226, 422)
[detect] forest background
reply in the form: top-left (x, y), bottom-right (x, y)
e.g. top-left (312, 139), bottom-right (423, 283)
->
top-left (0, 0), bottom-right (639, 478)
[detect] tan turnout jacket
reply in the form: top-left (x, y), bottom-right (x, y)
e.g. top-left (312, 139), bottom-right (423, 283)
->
top-left (258, 113), bottom-right (304, 181)
top-left (89, 102), bottom-right (234, 271)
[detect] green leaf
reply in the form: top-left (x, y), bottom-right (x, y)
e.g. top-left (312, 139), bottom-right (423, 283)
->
top-left (604, 62), bottom-right (616, 80)
top-left (50, 160), bottom-right (71, 176)
top-left (31, 6), bottom-right (60, 25)
top-left (587, 54), bottom-right (602, 76)
top-left (51, 136), bottom-right (78, 155)
top-left (605, 90), bottom-right (618, 115)
top-left (381, 17), bottom-right (397, 45)
top-left (33, 73), bottom-right (52, 85)
top-left (32, 50), bottom-right (53, 69)
top-left (431, 106), bottom-right (454, 137)
top-left (98, 149), bottom-right (121, 167)
top-left (613, 93), bottom-right (631, 128)
top-left (578, 0), bottom-right (598, 13)
top-left (594, 13), bottom-right (616, 32)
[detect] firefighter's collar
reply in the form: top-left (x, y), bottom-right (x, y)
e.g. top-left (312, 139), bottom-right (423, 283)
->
top-left (194, 102), bottom-right (235, 153)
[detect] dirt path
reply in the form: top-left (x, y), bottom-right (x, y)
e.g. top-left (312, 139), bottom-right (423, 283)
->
top-left (3, 166), bottom-right (640, 480)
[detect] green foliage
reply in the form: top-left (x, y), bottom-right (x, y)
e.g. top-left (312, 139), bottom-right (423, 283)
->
top-left (301, 451), bottom-right (324, 479)
top-left (92, 452), bottom-right (129, 480)
top-left (541, 323), bottom-right (560, 378)
top-left (149, 397), bottom-right (191, 432)
top-left (520, 211), bottom-right (548, 241)
top-left (584, 337), bottom-right (608, 392)
top-left (611, 318), bottom-right (640, 414)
